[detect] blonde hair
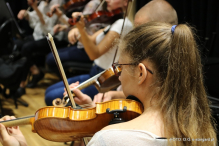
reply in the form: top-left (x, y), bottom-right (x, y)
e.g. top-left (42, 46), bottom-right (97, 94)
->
top-left (121, 22), bottom-right (217, 146)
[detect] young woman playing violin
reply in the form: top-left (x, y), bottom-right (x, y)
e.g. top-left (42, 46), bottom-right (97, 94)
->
top-left (0, 22), bottom-right (216, 146)
top-left (45, 0), bottom-right (133, 106)
top-left (46, 0), bottom-right (108, 69)
top-left (64, 22), bottom-right (217, 146)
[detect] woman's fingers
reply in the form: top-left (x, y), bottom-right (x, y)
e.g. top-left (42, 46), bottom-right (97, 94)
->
top-left (72, 12), bottom-right (82, 20)
top-left (0, 115), bottom-right (17, 142)
top-left (63, 81), bottom-right (80, 96)
top-left (73, 89), bottom-right (92, 105)
top-left (0, 124), bottom-right (10, 143)
top-left (50, 4), bottom-right (60, 12)
top-left (93, 93), bottom-right (104, 103)
top-left (69, 81), bottom-right (79, 88)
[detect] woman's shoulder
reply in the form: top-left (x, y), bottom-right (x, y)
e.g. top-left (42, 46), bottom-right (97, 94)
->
top-left (88, 129), bottom-right (167, 146)
top-left (112, 18), bottom-right (133, 27)
top-left (109, 18), bottom-right (133, 35)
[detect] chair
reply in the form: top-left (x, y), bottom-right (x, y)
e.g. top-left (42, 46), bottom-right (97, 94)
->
top-left (0, 56), bottom-right (29, 109)
top-left (0, 18), bottom-right (15, 56)
top-left (62, 61), bottom-right (93, 76)
top-left (46, 60), bottom-right (93, 78)
top-left (0, 19), bottom-right (28, 109)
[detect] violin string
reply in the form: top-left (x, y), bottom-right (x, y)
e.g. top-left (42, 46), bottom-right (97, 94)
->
top-left (112, 0), bottom-right (131, 64)
top-left (101, 93), bottom-right (105, 102)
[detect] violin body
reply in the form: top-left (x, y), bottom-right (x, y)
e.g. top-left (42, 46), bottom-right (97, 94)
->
top-left (97, 67), bottom-right (121, 93)
top-left (68, 8), bottom-right (123, 27)
top-left (32, 99), bottom-right (143, 142)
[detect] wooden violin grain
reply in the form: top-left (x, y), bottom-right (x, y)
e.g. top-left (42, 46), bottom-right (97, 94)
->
top-left (32, 99), bottom-right (143, 142)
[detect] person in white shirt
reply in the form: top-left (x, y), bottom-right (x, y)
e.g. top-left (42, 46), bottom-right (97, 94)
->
top-left (89, 0), bottom-right (179, 103)
top-left (44, 0), bottom-right (133, 106)
top-left (45, 0), bottom-right (108, 71)
top-left (14, 0), bottom-right (69, 95)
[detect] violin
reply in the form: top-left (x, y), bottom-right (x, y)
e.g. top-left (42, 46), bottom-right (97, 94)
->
top-left (53, 66), bottom-right (121, 106)
top-left (44, 33), bottom-right (122, 107)
top-left (47, 0), bottom-right (90, 17)
top-left (68, 8), bottom-right (123, 27)
top-left (45, 32), bottom-right (121, 107)
top-left (0, 99), bottom-right (143, 142)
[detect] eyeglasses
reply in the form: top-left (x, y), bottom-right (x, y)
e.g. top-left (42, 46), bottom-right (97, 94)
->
top-left (112, 62), bottom-right (154, 76)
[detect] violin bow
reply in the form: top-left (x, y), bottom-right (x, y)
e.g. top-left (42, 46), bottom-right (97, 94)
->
top-left (46, 33), bottom-right (77, 108)
top-left (95, 0), bottom-right (105, 12)
top-left (47, 33), bottom-right (90, 145)
top-left (112, 0), bottom-right (132, 64)
top-left (23, 7), bottom-right (31, 18)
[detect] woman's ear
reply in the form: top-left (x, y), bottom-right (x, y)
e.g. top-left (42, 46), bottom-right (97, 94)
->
top-left (137, 63), bottom-right (147, 85)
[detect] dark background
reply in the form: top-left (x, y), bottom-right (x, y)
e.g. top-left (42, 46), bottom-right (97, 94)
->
top-left (136, 0), bottom-right (219, 98)
top-left (137, 0), bottom-right (219, 57)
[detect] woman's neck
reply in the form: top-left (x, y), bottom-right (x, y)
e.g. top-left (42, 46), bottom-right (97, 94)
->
top-left (137, 91), bottom-right (157, 112)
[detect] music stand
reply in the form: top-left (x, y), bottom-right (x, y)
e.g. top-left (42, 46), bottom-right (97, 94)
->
top-left (6, 2), bottom-right (24, 35)
top-left (0, 1), bottom-right (24, 37)
top-left (0, 0), bottom-right (11, 25)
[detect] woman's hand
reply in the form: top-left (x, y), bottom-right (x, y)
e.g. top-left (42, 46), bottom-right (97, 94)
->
top-left (27, 0), bottom-right (37, 8)
top-left (50, 4), bottom-right (63, 17)
top-left (93, 92), bottom-right (113, 103)
top-left (0, 116), bottom-right (27, 146)
top-left (63, 82), bottom-right (94, 108)
top-left (63, 81), bottom-right (80, 96)
top-left (68, 28), bottom-right (80, 45)
top-left (73, 89), bottom-right (94, 108)
top-left (53, 24), bottom-right (68, 34)
top-left (72, 12), bottom-right (85, 30)
top-left (17, 10), bottom-right (27, 20)
top-left (93, 91), bottom-right (126, 103)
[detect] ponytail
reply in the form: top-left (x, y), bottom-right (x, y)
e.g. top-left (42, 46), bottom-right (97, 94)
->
top-left (121, 22), bottom-right (217, 146)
